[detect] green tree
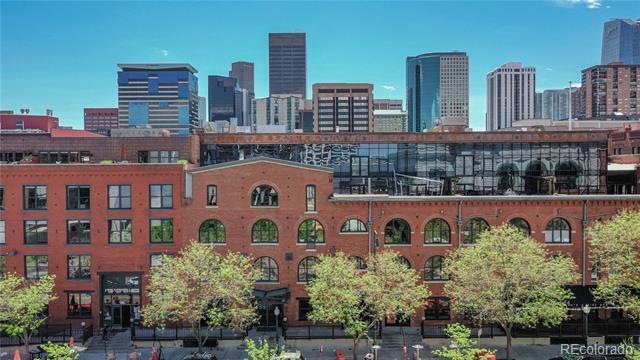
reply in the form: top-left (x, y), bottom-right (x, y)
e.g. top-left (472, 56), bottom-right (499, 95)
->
top-left (445, 224), bottom-right (578, 360)
top-left (0, 274), bottom-right (57, 355)
top-left (307, 251), bottom-right (431, 360)
top-left (589, 210), bottom-right (640, 320)
top-left (39, 342), bottom-right (79, 360)
top-left (142, 241), bottom-right (259, 353)
top-left (245, 338), bottom-right (285, 360)
top-left (432, 323), bottom-right (494, 360)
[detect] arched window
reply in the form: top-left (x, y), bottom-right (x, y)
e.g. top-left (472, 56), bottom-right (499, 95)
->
top-left (525, 160), bottom-right (550, 194)
top-left (251, 185), bottom-right (278, 207)
top-left (424, 256), bottom-right (448, 281)
top-left (298, 256), bottom-right (318, 283)
top-left (463, 218), bottom-right (489, 244)
top-left (298, 219), bottom-right (325, 244)
top-left (508, 218), bottom-right (531, 236)
top-left (252, 219), bottom-right (278, 243)
top-left (199, 219), bottom-right (226, 243)
top-left (384, 219), bottom-right (411, 244)
top-left (555, 161), bottom-right (580, 191)
top-left (397, 256), bottom-right (411, 269)
top-left (340, 219), bottom-right (367, 233)
top-left (424, 218), bottom-right (451, 244)
top-left (545, 217), bottom-right (571, 243)
top-left (254, 256), bottom-right (278, 283)
top-left (348, 256), bottom-right (367, 270)
top-left (496, 163), bottom-right (519, 193)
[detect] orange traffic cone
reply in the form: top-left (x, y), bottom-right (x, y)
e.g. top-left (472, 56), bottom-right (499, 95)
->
top-left (13, 349), bottom-right (21, 360)
top-left (69, 336), bottom-right (75, 347)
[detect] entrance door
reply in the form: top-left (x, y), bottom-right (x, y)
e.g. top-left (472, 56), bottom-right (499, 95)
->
top-left (257, 303), bottom-right (283, 330)
top-left (122, 306), bottom-right (131, 328)
top-left (112, 306), bottom-right (122, 327)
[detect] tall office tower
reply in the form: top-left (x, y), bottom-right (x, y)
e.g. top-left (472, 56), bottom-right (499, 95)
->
top-left (84, 108), bottom-right (118, 132)
top-left (251, 94), bottom-right (305, 133)
top-left (535, 92), bottom-right (543, 118)
top-left (582, 63), bottom-right (640, 118)
top-left (601, 19), bottom-right (640, 65)
top-left (312, 83), bottom-right (373, 132)
top-left (234, 88), bottom-right (250, 127)
top-left (486, 63), bottom-right (536, 130)
top-left (198, 97), bottom-right (207, 127)
top-left (406, 52), bottom-right (469, 132)
top-left (373, 110), bottom-right (408, 132)
top-left (269, 33), bottom-right (307, 98)
top-left (373, 99), bottom-right (403, 110)
top-left (117, 64), bottom-right (199, 134)
top-left (208, 75), bottom-right (238, 122)
top-left (229, 61), bottom-right (255, 96)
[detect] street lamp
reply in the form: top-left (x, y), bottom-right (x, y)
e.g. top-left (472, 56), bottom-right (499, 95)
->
top-left (412, 344), bottom-right (424, 360)
top-left (582, 304), bottom-right (591, 345)
top-left (371, 345), bottom-right (381, 360)
top-left (274, 306), bottom-right (281, 348)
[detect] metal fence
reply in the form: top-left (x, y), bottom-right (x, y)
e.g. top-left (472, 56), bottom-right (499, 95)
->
top-left (284, 325), bottom-right (380, 340)
top-left (131, 326), bottom-right (244, 341)
top-left (0, 324), bottom-right (83, 347)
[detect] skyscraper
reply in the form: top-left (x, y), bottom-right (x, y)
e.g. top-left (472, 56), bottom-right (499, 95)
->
top-left (198, 97), bottom-right (206, 127)
top-left (582, 63), bottom-right (640, 118)
top-left (373, 99), bottom-right (403, 111)
top-left (269, 33), bottom-right (307, 98)
top-left (208, 76), bottom-right (237, 122)
top-left (406, 52), bottom-right (469, 132)
top-left (229, 61), bottom-right (255, 96)
top-left (486, 62), bottom-right (536, 130)
top-left (312, 83), bottom-right (373, 132)
top-left (117, 64), bottom-right (199, 134)
top-left (601, 19), bottom-right (640, 65)
top-left (252, 94), bottom-right (305, 133)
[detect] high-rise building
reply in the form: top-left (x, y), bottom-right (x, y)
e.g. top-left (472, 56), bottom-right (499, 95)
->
top-left (373, 99), bottom-right (403, 111)
top-left (582, 63), bottom-right (640, 118)
top-left (117, 64), bottom-right (199, 134)
top-left (486, 63), bottom-right (536, 130)
top-left (251, 94), bottom-right (305, 133)
top-left (84, 108), bottom-right (118, 132)
top-left (198, 97), bottom-right (206, 127)
top-left (234, 87), bottom-right (250, 127)
top-left (601, 19), bottom-right (640, 65)
top-left (535, 92), bottom-right (543, 118)
top-left (406, 52), bottom-right (469, 132)
top-left (373, 110), bottom-right (408, 132)
top-left (313, 83), bottom-right (374, 132)
top-left (208, 75), bottom-right (237, 122)
top-left (269, 33), bottom-right (307, 98)
top-left (229, 61), bottom-right (255, 96)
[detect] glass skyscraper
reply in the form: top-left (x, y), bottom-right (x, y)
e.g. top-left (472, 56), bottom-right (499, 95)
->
top-left (406, 52), bottom-right (469, 132)
top-left (601, 19), bottom-right (640, 65)
top-left (117, 64), bottom-right (199, 134)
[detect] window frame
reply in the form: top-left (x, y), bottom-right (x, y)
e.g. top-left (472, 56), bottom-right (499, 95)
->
top-left (297, 256), bottom-right (318, 283)
top-left (149, 184), bottom-right (173, 209)
top-left (251, 185), bottom-right (279, 207)
top-left (384, 218), bottom-right (411, 245)
top-left (424, 297), bottom-right (451, 320)
top-left (251, 219), bottom-right (279, 244)
top-left (66, 291), bottom-right (92, 318)
top-left (24, 219), bottom-right (48, 245)
top-left (297, 219), bottom-right (325, 244)
top-left (207, 185), bottom-right (218, 207)
top-left (545, 217), bottom-right (571, 244)
top-left (298, 298), bottom-right (312, 321)
top-left (108, 219), bottom-right (133, 244)
top-left (67, 254), bottom-right (91, 280)
top-left (305, 185), bottom-right (316, 212)
top-left (67, 219), bottom-right (91, 244)
top-left (424, 218), bottom-right (451, 244)
top-left (199, 219), bottom-right (226, 244)
top-left (0, 220), bottom-right (5, 245)
top-left (0, 186), bottom-right (5, 210)
top-left (66, 185), bottom-right (91, 210)
top-left (149, 218), bottom-right (174, 244)
top-left (508, 217), bottom-right (531, 236)
top-left (254, 256), bottom-right (279, 283)
top-left (25, 254), bottom-right (48, 280)
top-left (340, 219), bottom-right (367, 233)
top-left (463, 218), bottom-right (489, 244)
top-left (424, 256), bottom-right (448, 281)
top-left (23, 185), bottom-right (47, 210)
top-left (108, 184), bottom-right (132, 210)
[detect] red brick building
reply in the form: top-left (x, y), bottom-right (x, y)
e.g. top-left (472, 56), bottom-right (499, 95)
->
top-left (0, 113), bottom-right (59, 132)
top-left (84, 108), bottom-right (118, 133)
top-left (582, 63), bottom-right (640, 119)
top-left (1, 158), bottom-right (639, 330)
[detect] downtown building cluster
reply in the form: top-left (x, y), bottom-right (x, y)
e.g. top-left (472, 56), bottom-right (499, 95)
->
top-left (1, 18), bottom-right (640, 341)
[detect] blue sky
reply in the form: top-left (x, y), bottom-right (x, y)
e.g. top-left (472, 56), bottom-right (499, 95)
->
top-left (1, 0), bottom-right (638, 130)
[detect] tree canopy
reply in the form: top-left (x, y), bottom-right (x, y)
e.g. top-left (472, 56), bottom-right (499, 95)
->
top-left (589, 209), bottom-right (640, 320)
top-left (142, 241), bottom-right (259, 352)
top-left (445, 224), bottom-right (578, 360)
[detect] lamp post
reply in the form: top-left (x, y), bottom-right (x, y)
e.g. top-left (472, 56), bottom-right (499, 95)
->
top-left (274, 306), bottom-right (281, 348)
top-left (582, 304), bottom-right (591, 345)
top-left (412, 344), bottom-right (424, 360)
top-left (371, 345), bottom-right (381, 360)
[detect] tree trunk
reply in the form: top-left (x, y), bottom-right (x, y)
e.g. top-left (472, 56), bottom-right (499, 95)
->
top-left (196, 322), bottom-right (203, 354)
top-left (22, 331), bottom-right (31, 358)
top-left (505, 324), bottom-right (513, 360)
top-left (352, 337), bottom-right (359, 360)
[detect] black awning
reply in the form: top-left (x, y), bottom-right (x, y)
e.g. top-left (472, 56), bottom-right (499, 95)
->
top-left (566, 285), bottom-right (604, 308)
top-left (253, 287), bottom-right (290, 303)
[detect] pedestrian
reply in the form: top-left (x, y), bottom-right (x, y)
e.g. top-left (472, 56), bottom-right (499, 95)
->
top-left (106, 352), bottom-right (116, 360)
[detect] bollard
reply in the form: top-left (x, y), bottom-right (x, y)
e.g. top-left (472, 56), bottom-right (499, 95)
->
top-left (403, 346), bottom-right (408, 359)
top-left (320, 345), bottom-right (324, 353)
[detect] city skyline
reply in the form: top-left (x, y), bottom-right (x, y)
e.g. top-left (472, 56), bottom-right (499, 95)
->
top-left (1, 1), bottom-right (638, 131)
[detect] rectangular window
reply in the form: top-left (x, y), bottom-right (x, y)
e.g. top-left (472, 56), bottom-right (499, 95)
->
top-left (424, 297), bottom-right (451, 320)
top-left (150, 185), bottom-right (173, 209)
top-left (108, 219), bottom-right (132, 244)
top-left (67, 185), bottom-right (91, 210)
top-left (0, 220), bottom-right (4, 245)
top-left (25, 255), bottom-right (48, 279)
top-left (67, 220), bottom-right (91, 244)
top-left (108, 185), bottom-right (131, 209)
top-left (0, 186), bottom-right (4, 210)
top-left (150, 219), bottom-right (173, 243)
top-left (24, 220), bottom-right (48, 244)
top-left (24, 185), bottom-right (47, 210)
top-left (298, 298), bottom-right (312, 321)
top-left (67, 292), bottom-right (92, 317)
top-left (68, 255), bottom-right (91, 279)
top-left (150, 253), bottom-right (173, 271)
top-left (207, 185), bottom-right (217, 206)
top-left (306, 185), bottom-right (316, 212)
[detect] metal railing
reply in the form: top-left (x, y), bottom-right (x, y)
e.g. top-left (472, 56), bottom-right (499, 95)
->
top-left (284, 325), bottom-right (380, 340)
top-left (130, 326), bottom-right (244, 341)
top-left (0, 324), bottom-right (77, 347)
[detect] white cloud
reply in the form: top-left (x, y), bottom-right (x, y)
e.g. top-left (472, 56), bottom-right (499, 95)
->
top-left (545, 67), bottom-right (554, 72)
top-left (552, 0), bottom-right (602, 9)
top-left (161, 49), bottom-right (169, 57)
top-left (382, 85), bottom-right (396, 91)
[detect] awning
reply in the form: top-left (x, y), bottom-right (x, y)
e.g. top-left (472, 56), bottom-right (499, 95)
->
top-left (608, 163), bottom-right (638, 172)
top-left (253, 287), bottom-right (290, 303)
